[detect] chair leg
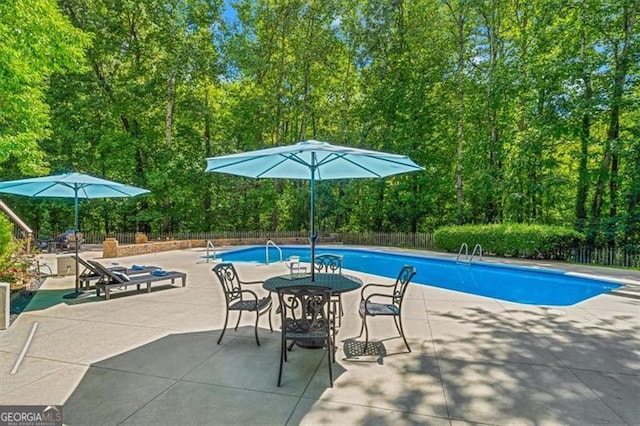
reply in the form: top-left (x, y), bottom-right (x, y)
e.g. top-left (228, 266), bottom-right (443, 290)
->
top-left (396, 315), bottom-right (411, 352)
top-left (268, 307), bottom-right (273, 333)
top-left (332, 312), bottom-right (337, 363)
top-left (357, 311), bottom-right (365, 338)
top-left (217, 309), bottom-right (229, 345)
top-left (278, 336), bottom-right (285, 386)
top-left (333, 296), bottom-right (343, 327)
top-left (254, 310), bottom-right (261, 346)
top-left (363, 315), bottom-right (370, 353)
top-left (327, 337), bottom-right (333, 387)
top-left (234, 311), bottom-right (242, 330)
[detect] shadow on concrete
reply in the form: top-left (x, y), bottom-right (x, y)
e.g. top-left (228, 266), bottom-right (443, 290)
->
top-left (59, 301), bottom-right (639, 424)
top-left (63, 327), bottom-right (346, 425)
top-left (22, 284), bottom-right (181, 312)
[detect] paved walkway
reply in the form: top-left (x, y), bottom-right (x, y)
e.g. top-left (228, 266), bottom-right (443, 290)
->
top-left (0, 247), bottom-right (638, 425)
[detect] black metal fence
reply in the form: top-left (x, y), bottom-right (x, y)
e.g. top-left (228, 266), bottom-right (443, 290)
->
top-left (33, 229), bottom-right (639, 269)
top-left (571, 246), bottom-right (640, 269)
top-left (79, 230), bottom-right (310, 245)
top-left (341, 232), bottom-right (435, 249)
top-left (75, 230), bottom-right (436, 249)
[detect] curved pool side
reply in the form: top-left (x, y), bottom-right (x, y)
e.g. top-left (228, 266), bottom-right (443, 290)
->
top-left (210, 245), bottom-right (622, 307)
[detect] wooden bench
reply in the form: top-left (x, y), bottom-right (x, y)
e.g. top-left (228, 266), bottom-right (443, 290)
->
top-left (87, 259), bottom-right (187, 300)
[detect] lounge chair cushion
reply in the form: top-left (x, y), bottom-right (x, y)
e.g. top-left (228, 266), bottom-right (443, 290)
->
top-left (152, 269), bottom-right (167, 276)
top-left (113, 271), bottom-right (131, 282)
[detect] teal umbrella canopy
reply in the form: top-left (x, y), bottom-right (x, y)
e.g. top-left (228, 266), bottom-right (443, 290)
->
top-left (205, 140), bottom-right (423, 180)
top-left (205, 140), bottom-right (424, 280)
top-left (0, 172), bottom-right (150, 297)
top-left (0, 172), bottom-right (150, 199)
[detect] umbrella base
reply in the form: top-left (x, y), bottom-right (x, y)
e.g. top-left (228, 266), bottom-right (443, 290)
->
top-left (62, 291), bottom-right (86, 299)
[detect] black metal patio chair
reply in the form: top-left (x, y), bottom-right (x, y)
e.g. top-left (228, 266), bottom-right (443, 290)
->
top-left (276, 285), bottom-right (334, 387)
top-left (314, 253), bottom-right (344, 326)
top-left (357, 265), bottom-right (416, 352)
top-left (213, 262), bottom-right (273, 346)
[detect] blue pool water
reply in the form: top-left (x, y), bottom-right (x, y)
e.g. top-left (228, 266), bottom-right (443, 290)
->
top-left (213, 246), bottom-right (621, 306)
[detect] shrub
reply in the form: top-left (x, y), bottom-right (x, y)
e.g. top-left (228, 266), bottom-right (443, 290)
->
top-left (0, 215), bottom-right (13, 267)
top-left (433, 224), bottom-right (585, 260)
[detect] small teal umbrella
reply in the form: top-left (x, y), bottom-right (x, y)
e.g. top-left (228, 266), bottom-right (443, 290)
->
top-left (205, 140), bottom-right (424, 280)
top-left (0, 173), bottom-right (150, 298)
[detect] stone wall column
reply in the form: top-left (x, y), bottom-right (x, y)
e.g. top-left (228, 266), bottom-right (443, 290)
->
top-left (103, 238), bottom-right (119, 258)
top-left (135, 232), bottom-right (148, 244)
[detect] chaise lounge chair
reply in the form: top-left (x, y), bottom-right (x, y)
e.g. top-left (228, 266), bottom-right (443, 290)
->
top-left (74, 255), bottom-right (160, 288)
top-left (87, 259), bottom-right (187, 300)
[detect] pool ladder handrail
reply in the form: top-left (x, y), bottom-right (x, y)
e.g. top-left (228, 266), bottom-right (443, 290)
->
top-left (470, 243), bottom-right (483, 263)
top-left (456, 243), bottom-right (469, 264)
top-left (197, 240), bottom-right (217, 263)
top-left (456, 243), bottom-right (483, 264)
top-left (265, 239), bottom-right (283, 264)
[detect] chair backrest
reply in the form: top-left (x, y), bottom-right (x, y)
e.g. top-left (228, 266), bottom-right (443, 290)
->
top-left (276, 285), bottom-right (332, 334)
top-left (74, 255), bottom-right (96, 274)
top-left (87, 259), bottom-right (127, 284)
top-left (314, 253), bottom-right (343, 274)
top-left (392, 265), bottom-right (417, 307)
top-left (212, 263), bottom-right (243, 304)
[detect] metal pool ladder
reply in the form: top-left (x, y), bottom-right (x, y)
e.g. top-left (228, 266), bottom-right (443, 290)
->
top-left (266, 239), bottom-right (283, 264)
top-left (456, 243), bottom-right (483, 264)
top-left (197, 240), bottom-right (218, 263)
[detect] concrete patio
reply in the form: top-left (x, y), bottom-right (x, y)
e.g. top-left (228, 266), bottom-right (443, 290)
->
top-left (0, 247), bottom-right (638, 425)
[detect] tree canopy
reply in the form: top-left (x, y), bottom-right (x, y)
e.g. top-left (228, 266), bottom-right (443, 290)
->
top-left (0, 0), bottom-right (638, 249)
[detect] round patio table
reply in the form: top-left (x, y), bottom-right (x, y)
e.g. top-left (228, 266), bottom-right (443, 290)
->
top-left (263, 272), bottom-right (363, 294)
top-left (264, 273), bottom-right (363, 349)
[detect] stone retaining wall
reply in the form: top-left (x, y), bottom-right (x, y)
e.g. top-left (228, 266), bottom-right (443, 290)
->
top-left (102, 236), bottom-right (340, 258)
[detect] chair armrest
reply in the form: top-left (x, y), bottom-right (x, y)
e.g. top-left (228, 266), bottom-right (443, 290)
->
top-left (240, 280), bottom-right (265, 286)
top-left (230, 288), bottom-right (260, 302)
top-left (360, 282), bottom-right (395, 300)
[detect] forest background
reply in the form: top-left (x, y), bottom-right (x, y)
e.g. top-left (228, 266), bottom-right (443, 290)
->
top-left (0, 0), bottom-right (638, 251)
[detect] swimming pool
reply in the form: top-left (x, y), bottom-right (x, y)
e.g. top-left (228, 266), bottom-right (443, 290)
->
top-left (213, 246), bottom-right (621, 306)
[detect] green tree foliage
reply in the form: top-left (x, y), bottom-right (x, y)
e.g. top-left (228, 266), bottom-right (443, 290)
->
top-left (0, 0), bottom-right (88, 175)
top-left (0, 215), bottom-right (12, 262)
top-left (1, 0), bottom-right (638, 252)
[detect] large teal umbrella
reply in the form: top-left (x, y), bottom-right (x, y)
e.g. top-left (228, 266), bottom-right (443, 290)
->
top-left (205, 140), bottom-right (423, 280)
top-left (0, 173), bottom-right (150, 298)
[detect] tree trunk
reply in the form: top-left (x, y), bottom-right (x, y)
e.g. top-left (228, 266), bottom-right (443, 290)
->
top-left (575, 10), bottom-right (592, 232)
top-left (481, 1), bottom-right (501, 223)
top-left (162, 75), bottom-right (175, 233)
top-left (591, 2), bottom-right (637, 242)
top-left (453, 2), bottom-right (466, 225)
top-left (204, 99), bottom-right (212, 231)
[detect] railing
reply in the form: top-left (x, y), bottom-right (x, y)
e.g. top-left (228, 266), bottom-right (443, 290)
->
top-left (265, 239), bottom-right (283, 264)
top-left (30, 229), bottom-right (640, 269)
top-left (196, 240), bottom-right (217, 264)
top-left (1, 200), bottom-right (33, 252)
top-left (456, 243), bottom-right (469, 264)
top-left (572, 246), bottom-right (640, 269)
top-left (342, 232), bottom-right (434, 249)
top-left (456, 243), bottom-right (482, 264)
top-left (40, 230), bottom-right (435, 249)
top-left (470, 244), bottom-right (483, 262)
